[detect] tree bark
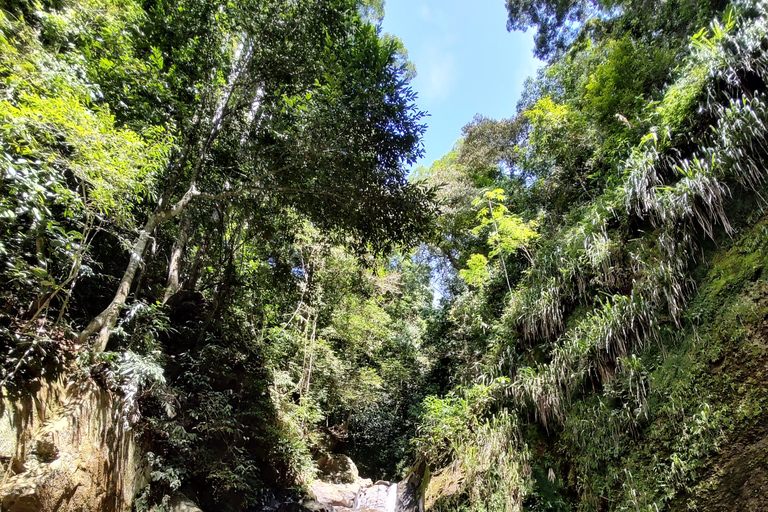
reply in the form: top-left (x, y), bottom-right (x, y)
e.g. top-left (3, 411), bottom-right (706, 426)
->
top-left (185, 230), bottom-right (210, 292)
top-left (78, 215), bottom-right (158, 351)
top-left (163, 214), bottom-right (192, 304)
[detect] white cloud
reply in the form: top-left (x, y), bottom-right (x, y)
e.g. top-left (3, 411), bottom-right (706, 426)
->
top-left (419, 47), bottom-right (456, 102)
top-left (420, 4), bottom-right (431, 20)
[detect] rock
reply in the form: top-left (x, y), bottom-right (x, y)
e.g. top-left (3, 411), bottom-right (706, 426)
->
top-left (277, 503), bottom-right (311, 512)
top-left (317, 453), bottom-right (359, 484)
top-left (0, 377), bottom-right (148, 512)
top-left (310, 454), bottom-right (373, 510)
top-left (302, 500), bottom-right (335, 512)
top-left (0, 474), bottom-right (40, 512)
top-left (310, 455), bottom-right (423, 512)
top-left (309, 480), bottom-right (363, 509)
top-left (353, 482), bottom-right (397, 512)
top-left (277, 502), bottom-right (333, 512)
top-left (395, 481), bottom-right (420, 512)
top-left (168, 493), bottom-right (204, 512)
top-left (0, 406), bottom-right (15, 461)
top-left (396, 460), bottom-right (426, 512)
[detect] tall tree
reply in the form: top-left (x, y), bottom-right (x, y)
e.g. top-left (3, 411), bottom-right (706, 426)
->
top-left (79, 0), bottom-right (435, 350)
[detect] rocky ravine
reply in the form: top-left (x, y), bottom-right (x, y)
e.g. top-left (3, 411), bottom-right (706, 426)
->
top-left (0, 374), bottom-right (423, 512)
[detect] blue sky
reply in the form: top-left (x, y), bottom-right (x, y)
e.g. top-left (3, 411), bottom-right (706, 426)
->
top-left (380, 1), bottom-right (541, 170)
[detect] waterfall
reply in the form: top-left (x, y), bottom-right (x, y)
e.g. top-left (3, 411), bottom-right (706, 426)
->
top-left (384, 482), bottom-right (398, 512)
top-left (306, 454), bottom-right (423, 512)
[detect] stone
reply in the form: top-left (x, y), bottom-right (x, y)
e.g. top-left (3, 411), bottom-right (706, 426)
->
top-left (310, 454), bottom-right (373, 510)
top-left (396, 460), bottom-right (426, 512)
top-left (168, 493), bottom-right (204, 512)
top-left (309, 480), bottom-right (362, 509)
top-left (395, 481), bottom-right (420, 512)
top-left (0, 406), bottom-right (15, 461)
top-left (277, 503), bottom-right (311, 512)
top-left (302, 500), bottom-right (335, 512)
top-left (353, 482), bottom-right (397, 512)
top-left (277, 502), bottom-right (333, 512)
top-left (316, 453), bottom-right (359, 484)
top-left (0, 475), bottom-right (40, 512)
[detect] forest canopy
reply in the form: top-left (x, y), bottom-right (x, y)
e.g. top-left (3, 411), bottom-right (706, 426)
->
top-left (2, 0), bottom-right (768, 511)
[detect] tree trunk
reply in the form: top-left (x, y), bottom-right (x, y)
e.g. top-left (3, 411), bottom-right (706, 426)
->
top-left (79, 183), bottom-right (198, 351)
top-left (163, 214), bottom-right (192, 304)
top-left (78, 215), bottom-right (158, 351)
top-left (185, 230), bottom-right (210, 292)
top-left (78, 36), bottom-right (255, 352)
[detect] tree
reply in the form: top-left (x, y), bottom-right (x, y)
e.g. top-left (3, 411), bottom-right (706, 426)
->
top-left (507, 0), bottom-right (728, 61)
top-left (78, 0), bottom-right (435, 350)
top-left (505, 0), bottom-right (599, 60)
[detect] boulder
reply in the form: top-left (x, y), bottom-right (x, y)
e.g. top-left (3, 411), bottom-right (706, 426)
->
top-left (316, 453), bottom-right (359, 484)
top-left (353, 482), bottom-right (397, 512)
top-left (168, 493), bottom-right (204, 512)
top-left (310, 454), bottom-right (373, 509)
top-left (309, 480), bottom-right (363, 509)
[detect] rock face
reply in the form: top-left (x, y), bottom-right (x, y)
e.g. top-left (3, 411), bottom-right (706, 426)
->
top-left (395, 461), bottom-right (425, 512)
top-left (0, 376), bottom-right (147, 512)
top-left (394, 480), bottom-right (421, 512)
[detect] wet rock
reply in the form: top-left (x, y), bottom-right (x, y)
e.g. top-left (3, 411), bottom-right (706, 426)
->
top-left (277, 503), bottom-right (312, 512)
top-left (395, 481), bottom-right (419, 512)
top-left (277, 502), bottom-right (333, 512)
top-left (309, 480), bottom-right (365, 509)
top-left (353, 482), bottom-right (397, 512)
top-left (396, 460), bottom-right (426, 512)
top-left (302, 500), bottom-right (335, 512)
top-left (310, 456), bottom-right (423, 512)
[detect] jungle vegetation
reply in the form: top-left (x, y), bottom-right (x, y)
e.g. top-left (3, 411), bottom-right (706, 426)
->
top-left (1, 0), bottom-right (768, 511)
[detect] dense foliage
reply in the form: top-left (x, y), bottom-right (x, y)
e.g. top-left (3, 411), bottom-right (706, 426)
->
top-left (0, 0), bottom-right (436, 508)
top-left (3, 0), bottom-right (768, 511)
top-left (411, 0), bottom-right (768, 510)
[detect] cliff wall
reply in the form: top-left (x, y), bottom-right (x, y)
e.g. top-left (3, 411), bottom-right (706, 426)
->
top-left (0, 375), bottom-right (147, 512)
